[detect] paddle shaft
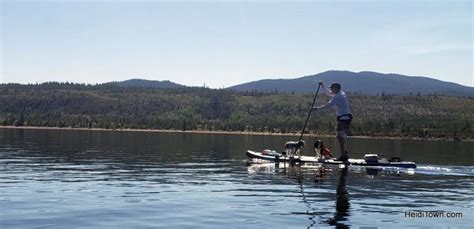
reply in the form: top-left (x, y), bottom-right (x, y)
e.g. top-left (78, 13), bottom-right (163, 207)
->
top-left (298, 84), bottom-right (321, 141)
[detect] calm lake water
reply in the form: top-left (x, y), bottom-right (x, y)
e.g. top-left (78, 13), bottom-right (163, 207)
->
top-left (1, 128), bottom-right (473, 228)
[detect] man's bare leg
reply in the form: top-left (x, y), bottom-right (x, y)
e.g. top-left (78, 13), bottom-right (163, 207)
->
top-left (336, 122), bottom-right (349, 161)
top-left (337, 135), bottom-right (347, 155)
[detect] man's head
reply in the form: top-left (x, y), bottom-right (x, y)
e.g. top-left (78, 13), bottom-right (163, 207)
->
top-left (329, 82), bottom-right (341, 93)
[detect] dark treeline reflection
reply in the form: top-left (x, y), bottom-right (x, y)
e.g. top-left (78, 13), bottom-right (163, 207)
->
top-left (1, 128), bottom-right (473, 166)
top-left (1, 127), bottom-right (473, 228)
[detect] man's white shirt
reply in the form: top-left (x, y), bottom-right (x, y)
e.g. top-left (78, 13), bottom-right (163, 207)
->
top-left (317, 86), bottom-right (351, 117)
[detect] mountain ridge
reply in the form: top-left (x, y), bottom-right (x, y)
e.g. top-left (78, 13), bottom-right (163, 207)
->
top-left (228, 70), bottom-right (473, 96)
top-left (103, 71), bottom-right (473, 97)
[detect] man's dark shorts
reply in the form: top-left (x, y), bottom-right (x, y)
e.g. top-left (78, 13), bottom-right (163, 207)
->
top-left (337, 114), bottom-right (353, 131)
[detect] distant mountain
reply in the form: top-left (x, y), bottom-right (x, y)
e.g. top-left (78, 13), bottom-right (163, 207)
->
top-left (228, 71), bottom-right (474, 97)
top-left (107, 79), bottom-right (186, 89)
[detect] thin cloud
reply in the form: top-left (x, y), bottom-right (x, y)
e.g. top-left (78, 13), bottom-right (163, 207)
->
top-left (411, 44), bottom-right (473, 55)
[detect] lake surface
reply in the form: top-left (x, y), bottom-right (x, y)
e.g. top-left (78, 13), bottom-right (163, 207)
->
top-left (1, 128), bottom-right (473, 228)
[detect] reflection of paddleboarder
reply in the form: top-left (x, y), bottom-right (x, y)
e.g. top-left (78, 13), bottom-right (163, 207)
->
top-left (326, 167), bottom-right (350, 226)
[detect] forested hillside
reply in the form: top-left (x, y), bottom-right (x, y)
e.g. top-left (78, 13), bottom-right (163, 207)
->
top-left (1, 83), bottom-right (472, 139)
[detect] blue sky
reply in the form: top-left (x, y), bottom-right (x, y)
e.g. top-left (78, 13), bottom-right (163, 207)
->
top-left (1, 0), bottom-right (472, 88)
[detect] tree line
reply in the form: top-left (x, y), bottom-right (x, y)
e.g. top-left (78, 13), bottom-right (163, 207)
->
top-left (1, 82), bottom-right (472, 140)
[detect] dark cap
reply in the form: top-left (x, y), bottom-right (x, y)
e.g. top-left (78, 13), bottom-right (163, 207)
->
top-left (330, 82), bottom-right (341, 90)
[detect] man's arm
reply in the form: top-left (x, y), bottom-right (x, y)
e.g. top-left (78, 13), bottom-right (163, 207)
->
top-left (319, 82), bottom-right (335, 97)
top-left (313, 97), bottom-right (336, 111)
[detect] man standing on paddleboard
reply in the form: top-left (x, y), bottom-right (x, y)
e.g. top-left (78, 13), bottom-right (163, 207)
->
top-left (312, 82), bottom-right (353, 162)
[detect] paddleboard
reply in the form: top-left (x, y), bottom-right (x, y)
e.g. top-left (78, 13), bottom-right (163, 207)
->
top-left (246, 150), bottom-right (416, 169)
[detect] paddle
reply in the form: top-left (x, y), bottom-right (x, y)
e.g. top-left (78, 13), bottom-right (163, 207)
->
top-left (298, 83), bottom-right (322, 142)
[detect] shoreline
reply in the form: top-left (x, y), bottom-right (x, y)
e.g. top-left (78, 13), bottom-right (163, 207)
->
top-left (0, 126), bottom-right (470, 142)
